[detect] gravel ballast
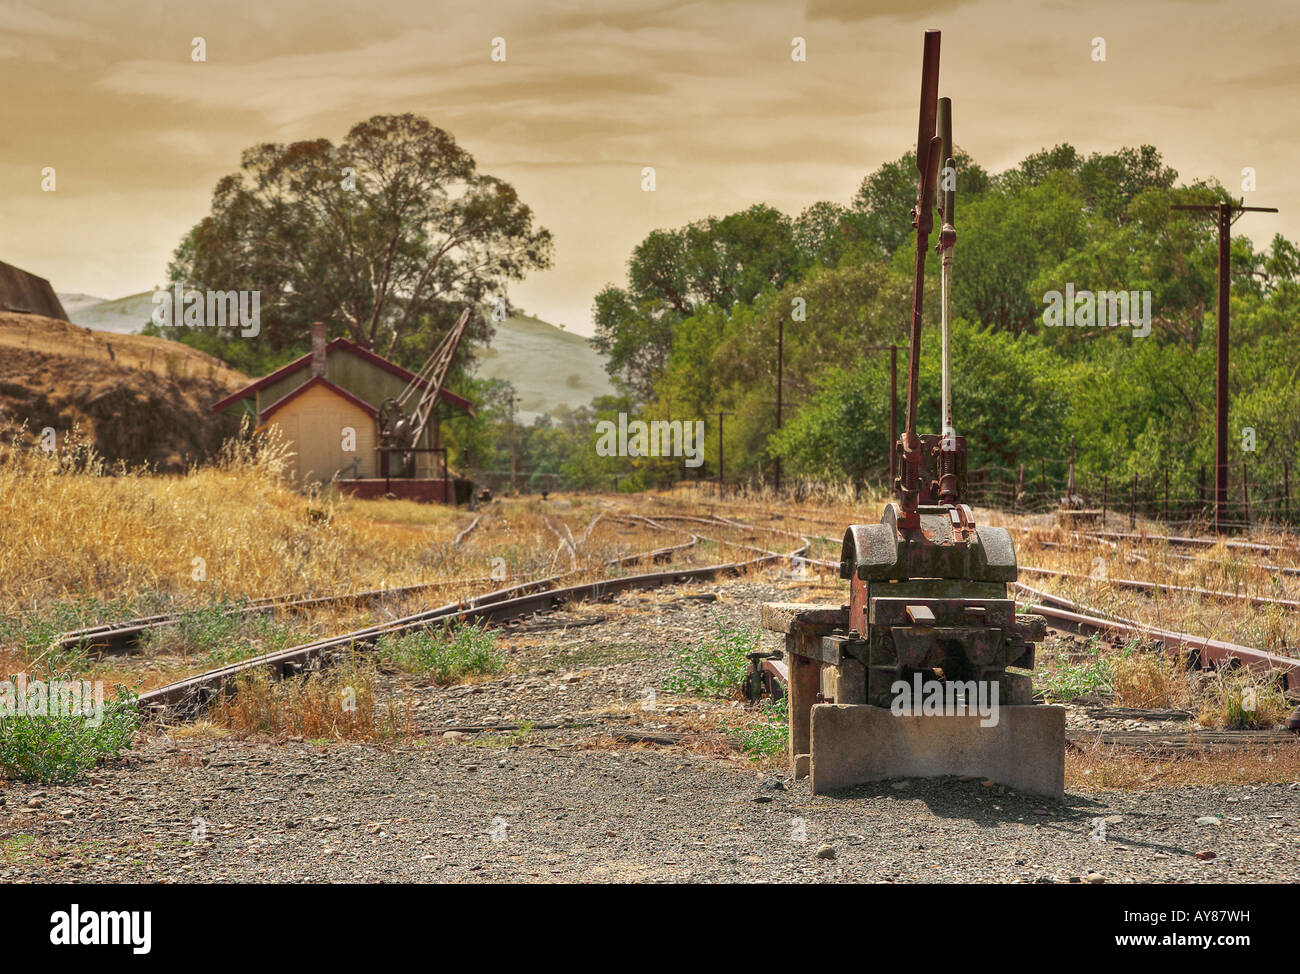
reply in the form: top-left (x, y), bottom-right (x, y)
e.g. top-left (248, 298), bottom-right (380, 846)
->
top-left (1, 573), bottom-right (1297, 883)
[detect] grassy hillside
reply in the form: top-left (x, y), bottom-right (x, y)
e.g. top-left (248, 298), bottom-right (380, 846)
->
top-left (474, 313), bottom-right (617, 421)
top-left (61, 290), bottom-right (155, 335)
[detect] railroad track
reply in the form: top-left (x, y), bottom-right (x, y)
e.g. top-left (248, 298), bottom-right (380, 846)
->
top-left (1014, 581), bottom-right (1300, 694)
top-left (54, 526), bottom-right (700, 657)
top-left (134, 517), bottom-right (809, 718)
top-left (1086, 530), bottom-right (1299, 558)
top-left (678, 505), bottom-right (1300, 733)
top-left (679, 506), bottom-right (1300, 698)
top-left (1066, 728), bottom-right (1296, 751)
top-left (1019, 533), bottom-right (1300, 577)
top-left (1016, 565), bottom-right (1300, 612)
top-left (85, 500), bottom-right (1295, 742)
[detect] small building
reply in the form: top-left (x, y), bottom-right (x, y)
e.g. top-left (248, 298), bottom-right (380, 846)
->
top-left (212, 323), bottom-right (474, 502)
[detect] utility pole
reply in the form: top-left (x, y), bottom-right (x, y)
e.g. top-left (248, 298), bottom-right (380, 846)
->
top-left (1172, 199), bottom-right (1277, 533)
top-left (775, 313), bottom-right (784, 492)
top-left (506, 392), bottom-right (519, 494)
top-left (715, 410), bottom-right (732, 498)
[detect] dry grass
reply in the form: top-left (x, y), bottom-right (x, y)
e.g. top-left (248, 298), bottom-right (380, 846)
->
top-left (1111, 651), bottom-right (1195, 710)
top-left (0, 423), bottom-right (476, 612)
top-left (0, 429), bottom-right (680, 622)
top-left (1067, 739), bottom-right (1300, 789)
top-left (0, 436), bottom-right (794, 706)
top-left (0, 312), bottom-right (247, 383)
top-left (208, 657), bottom-right (413, 741)
top-left (1195, 668), bottom-right (1292, 730)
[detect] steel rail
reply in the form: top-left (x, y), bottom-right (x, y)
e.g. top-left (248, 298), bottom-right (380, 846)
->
top-left (627, 512), bottom-right (839, 568)
top-left (452, 515), bottom-right (482, 546)
top-left (137, 533), bottom-right (806, 717)
top-left (1017, 565), bottom-right (1300, 611)
top-left (1085, 530), bottom-right (1299, 558)
top-left (1019, 535), bottom-right (1300, 579)
top-left (1014, 581), bottom-right (1300, 692)
top-left (56, 530), bottom-right (700, 656)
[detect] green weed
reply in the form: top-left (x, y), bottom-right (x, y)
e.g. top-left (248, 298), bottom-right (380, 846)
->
top-left (663, 613), bottom-right (756, 698)
top-left (0, 681), bottom-right (138, 784)
top-left (376, 621), bottom-right (503, 685)
top-left (727, 696), bottom-right (788, 759)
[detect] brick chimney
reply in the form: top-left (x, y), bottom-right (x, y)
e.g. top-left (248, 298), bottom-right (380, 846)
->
top-left (310, 321), bottom-right (327, 377)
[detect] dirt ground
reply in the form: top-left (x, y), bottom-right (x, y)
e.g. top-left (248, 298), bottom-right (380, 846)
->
top-left (2, 573), bottom-right (1298, 883)
top-left (0, 312), bottom-right (246, 471)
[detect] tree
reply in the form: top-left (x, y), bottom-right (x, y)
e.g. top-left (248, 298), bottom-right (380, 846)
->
top-left (849, 148), bottom-right (991, 260)
top-left (169, 114), bottom-right (553, 367)
top-left (592, 204), bottom-right (799, 400)
top-left (793, 201), bottom-right (847, 268)
top-left (771, 320), bottom-right (1069, 484)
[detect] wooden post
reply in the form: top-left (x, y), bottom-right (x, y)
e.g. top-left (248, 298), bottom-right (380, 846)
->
top-left (1172, 202), bottom-right (1278, 530)
top-left (1242, 459), bottom-right (1250, 528)
top-left (1016, 463), bottom-right (1024, 515)
top-left (774, 314), bottom-right (784, 493)
top-left (788, 652), bottom-right (820, 778)
top-left (1040, 458), bottom-right (1047, 508)
top-left (717, 411), bottom-right (725, 498)
top-left (1130, 473), bottom-right (1137, 530)
top-left (1285, 457), bottom-right (1292, 528)
top-left (1102, 475), bottom-right (1108, 524)
top-left (1163, 469), bottom-right (1169, 523)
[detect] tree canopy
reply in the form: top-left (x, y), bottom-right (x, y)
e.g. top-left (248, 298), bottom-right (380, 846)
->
top-left (579, 142), bottom-right (1300, 501)
top-left (163, 114), bottom-right (553, 374)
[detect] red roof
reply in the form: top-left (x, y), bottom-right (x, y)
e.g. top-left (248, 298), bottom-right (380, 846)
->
top-left (211, 337), bottom-right (475, 416)
top-left (259, 374), bottom-right (379, 420)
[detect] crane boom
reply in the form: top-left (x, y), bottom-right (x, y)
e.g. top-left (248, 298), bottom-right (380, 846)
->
top-left (398, 307), bottom-right (472, 448)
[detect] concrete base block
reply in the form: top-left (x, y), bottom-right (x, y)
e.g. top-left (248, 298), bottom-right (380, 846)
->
top-left (792, 753), bottom-right (810, 779)
top-left (809, 703), bottom-right (1065, 799)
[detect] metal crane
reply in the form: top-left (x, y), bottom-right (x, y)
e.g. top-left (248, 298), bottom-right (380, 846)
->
top-left (377, 307), bottom-right (471, 474)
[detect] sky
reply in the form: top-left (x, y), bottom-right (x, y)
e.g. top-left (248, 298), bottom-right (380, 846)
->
top-left (2, 0), bottom-right (1298, 336)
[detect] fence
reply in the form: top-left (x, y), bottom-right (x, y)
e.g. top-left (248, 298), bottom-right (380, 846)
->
top-left (962, 458), bottom-right (1297, 531)
top-left (467, 456), bottom-right (1298, 532)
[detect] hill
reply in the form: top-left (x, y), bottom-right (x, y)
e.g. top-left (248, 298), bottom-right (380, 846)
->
top-left (58, 293), bottom-right (110, 315)
top-left (59, 294), bottom-right (619, 420)
top-left (0, 312), bottom-right (249, 471)
top-left (61, 290), bottom-right (155, 334)
top-left (474, 313), bottom-right (617, 422)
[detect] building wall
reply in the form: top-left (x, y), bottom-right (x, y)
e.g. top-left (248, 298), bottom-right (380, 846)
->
top-left (266, 382), bottom-right (376, 483)
top-left (257, 346), bottom-right (439, 476)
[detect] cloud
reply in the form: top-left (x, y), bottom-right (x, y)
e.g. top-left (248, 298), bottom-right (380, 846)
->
top-left (0, 3), bottom-right (94, 38)
top-left (805, 0), bottom-right (971, 22)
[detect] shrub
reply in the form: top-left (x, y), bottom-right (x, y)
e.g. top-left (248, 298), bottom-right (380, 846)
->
top-left (663, 613), bottom-right (757, 698)
top-left (727, 696), bottom-right (788, 759)
top-left (0, 682), bottom-right (138, 784)
top-left (1034, 636), bottom-right (1116, 703)
top-left (376, 622), bottom-right (503, 685)
top-left (1201, 670), bottom-right (1291, 730)
top-left (1111, 646), bottom-right (1190, 709)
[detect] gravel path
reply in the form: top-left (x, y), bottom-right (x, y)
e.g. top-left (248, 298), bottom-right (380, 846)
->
top-left (2, 572), bottom-right (1297, 883)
